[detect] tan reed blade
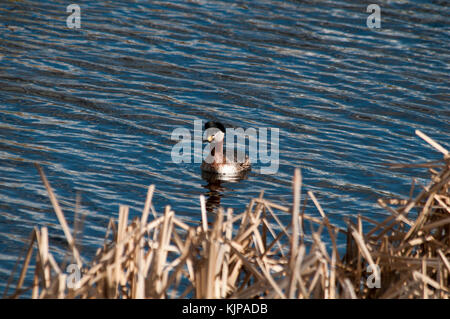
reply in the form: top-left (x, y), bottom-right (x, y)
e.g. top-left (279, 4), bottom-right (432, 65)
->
top-left (5, 131), bottom-right (449, 299)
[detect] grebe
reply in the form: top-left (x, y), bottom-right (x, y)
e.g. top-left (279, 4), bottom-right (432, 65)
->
top-left (201, 121), bottom-right (251, 176)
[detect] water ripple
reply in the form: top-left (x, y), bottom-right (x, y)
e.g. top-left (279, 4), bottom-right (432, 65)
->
top-left (0, 0), bottom-right (449, 294)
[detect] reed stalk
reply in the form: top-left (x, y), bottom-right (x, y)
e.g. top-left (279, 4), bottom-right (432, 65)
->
top-left (4, 131), bottom-right (450, 299)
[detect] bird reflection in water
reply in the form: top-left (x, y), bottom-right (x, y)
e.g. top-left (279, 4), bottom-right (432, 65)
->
top-left (201, 170), bottom-right (249, 213)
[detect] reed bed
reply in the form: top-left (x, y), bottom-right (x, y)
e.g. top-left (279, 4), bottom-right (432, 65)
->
top-left (3, 130), bottom-right (450, 299)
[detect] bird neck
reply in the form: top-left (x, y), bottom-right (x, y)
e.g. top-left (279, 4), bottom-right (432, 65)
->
top-left (214, 138), bottom-right (224, 164)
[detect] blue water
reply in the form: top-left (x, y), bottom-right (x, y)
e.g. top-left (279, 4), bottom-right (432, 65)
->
top-left (0, 0), bottom-right (449, 296)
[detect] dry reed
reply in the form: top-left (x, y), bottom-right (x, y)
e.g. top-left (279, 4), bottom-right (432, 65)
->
top-left (3, 130), bottom-right (450, 299)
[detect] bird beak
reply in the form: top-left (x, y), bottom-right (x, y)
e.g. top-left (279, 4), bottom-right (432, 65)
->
top-left (206, 135), bottom-right (214, 143)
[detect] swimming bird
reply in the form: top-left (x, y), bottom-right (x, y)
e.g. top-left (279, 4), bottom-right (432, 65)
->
top-left (201, 121), bottom-right (251, 177)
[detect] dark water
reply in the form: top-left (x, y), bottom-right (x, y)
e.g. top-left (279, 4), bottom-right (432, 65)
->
top-left (0, 0), bottom-right (449, 295)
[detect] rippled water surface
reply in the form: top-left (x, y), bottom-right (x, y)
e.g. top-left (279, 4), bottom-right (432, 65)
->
top-left (0, 0), bottom-right (449, 294)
